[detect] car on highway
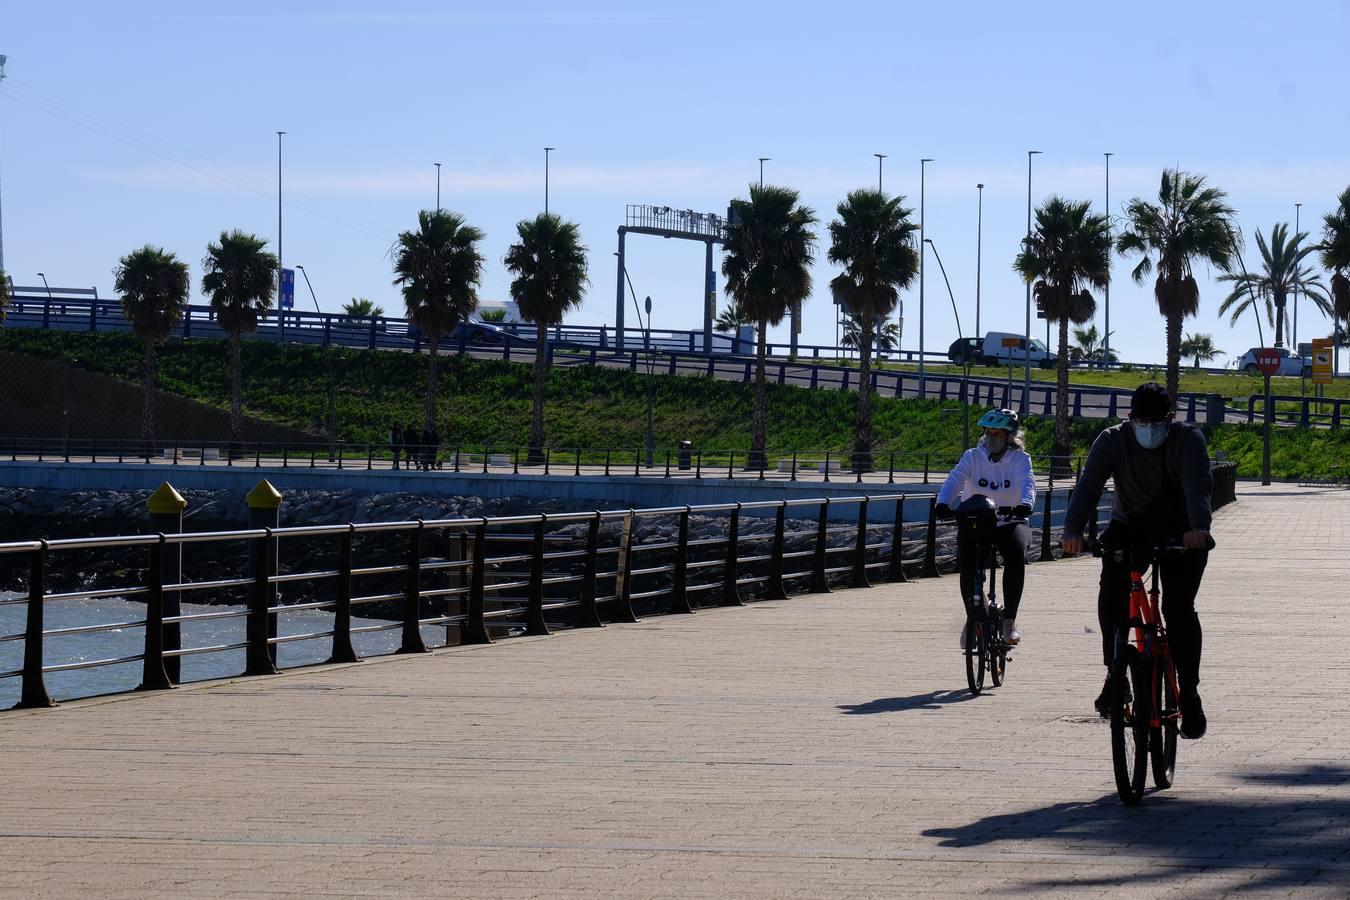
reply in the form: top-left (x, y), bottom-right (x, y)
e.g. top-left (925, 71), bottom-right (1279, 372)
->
top-left (1235, 346), bottom-right (1310, 376)
top-left (947, 337), bottom-right (983, 365)
top-left (979, 332), bottom-right (1058, 369)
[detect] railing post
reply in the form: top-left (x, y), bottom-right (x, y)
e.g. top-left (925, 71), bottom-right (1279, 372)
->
top-left (244, 481), bottom-right (282, 675)
top-left (922, 495), bottom-right (941, 578)
top-left (461, 519), bottom-right (493, 644)
top-left (525, 515), bottom-right (551, 635)
top-left (604, 448), bottom-right (611, 477)
top-left (634, 449), bottom-right (641, 476)
top-left (851, 497), bottom-right (871, 589)
top-left (669, 507), bottom-right (694, 614)
top-left (790, 451), bottom-right (797, 482)
top-left (147, 483), bottom-right (186, 682)
top-left (328, 526), bottom-right (359, 663)
top-left (1039, 487), bottom-right (1055, 562)
top-left (612, 511), bottom-right (640, 623)
top-left (721, 503), bottom-right (744, 606)
top-left (664, 448), bottom-right (671, 478)
top-left (766, 503), bottom-right (788, 600)
top-left (888, 496), bottom-right (908, 583)
top-left (727, 452), bottom-right (735, 480)
top-left (923, 452), bottom-right (930, 484)
top-left (887, 451), bottom-right (896, 485)
top-left (574, 449), bottom-right (582, 477)
top-left (695, 451), bottom-right (702, 480)
top-left (138, 536), bottom-right (175, 692)
top-left (577, 513), bottom-right (604, 628)
top-left (543, 447), bottom-right (551, 476)
top-left (809, 499), bottom-right (832, 594)
top-left (16, 544), bottom-right (55, 708)
top-left (823, 450), bottom-right (832, 483)
top-left (399, 521), bottom-right (430, 653)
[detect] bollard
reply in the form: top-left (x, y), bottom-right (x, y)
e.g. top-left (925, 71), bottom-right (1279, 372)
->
top-left (721, 503), bottom-right (744, 606)
top-left (809, 499), bottom-right (831, 594)
top-left (887, 496), bottom-right (908, 583)
top-left (668, 507), bottom-right (695, 614)
top-left (461, 519), bottom-right (493, 644)
top-left (922, 496), bottom-right (941, 578)
top-left (1038, 488), bottom-right (1055, 562)
top-left (137, 536), bottom-right (175, 692)
top-left (328, 526), bottom-right (359, 663)
top-left (576, 513), bottom-right (604, 628)
top-left (525, 515), bottom-right (551, 635)
top-left (399, 521), bottom-right (430, 653)
top-left (244, 480), bottom-right (282, 675)
top-left (766, 503), bottom-right (788, 600)
top-left (612, 511), bottom-right (640, 623)
top-left (851, 497), bottom-right (871, 589)
top-left (146, 482), bottom-right (186, 682)
top-left (16, 544), bottom-right (55, 709)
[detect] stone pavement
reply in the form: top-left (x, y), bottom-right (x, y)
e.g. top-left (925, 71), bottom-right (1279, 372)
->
top-left (1, 483), bottom-right (1347, 898)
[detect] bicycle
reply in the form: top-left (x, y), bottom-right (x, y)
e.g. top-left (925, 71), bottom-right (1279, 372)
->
top-left (1108, 536), bottom-right (1214, 805)
top-left (951, 496), bottom-right (1025, 696)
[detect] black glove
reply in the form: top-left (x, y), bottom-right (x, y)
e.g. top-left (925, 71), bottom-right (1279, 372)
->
top-left (934, 503), bottom-right (952, 520)
top-left (1012, 504), bottom-right (1033, 520)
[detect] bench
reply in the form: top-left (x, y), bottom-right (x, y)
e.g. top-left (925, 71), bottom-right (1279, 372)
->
top-left (777, 458), bottom-right (843, 473)
top-left (165, 448), bottom-right (221, 461)
top-left (451, 452), bottom-right (513, 468)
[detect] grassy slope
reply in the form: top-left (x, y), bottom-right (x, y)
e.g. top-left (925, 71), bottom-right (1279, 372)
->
top-left (2, 330), bottom-right (1346, 478)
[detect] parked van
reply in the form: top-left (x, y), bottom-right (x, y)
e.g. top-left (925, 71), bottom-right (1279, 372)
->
top-left (980, 332), bottom-right (1058, 368)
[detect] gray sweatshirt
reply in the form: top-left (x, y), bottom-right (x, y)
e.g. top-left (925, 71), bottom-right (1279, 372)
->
top-left (1063, 421), bottom-right (1213, 539)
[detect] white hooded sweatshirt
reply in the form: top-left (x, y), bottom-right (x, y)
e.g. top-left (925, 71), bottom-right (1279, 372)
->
top-left (935, 438), bottom-right (1036, 511)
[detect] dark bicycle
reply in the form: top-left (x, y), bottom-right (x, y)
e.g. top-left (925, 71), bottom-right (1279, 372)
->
top-left (1109, 536), bottom-right (1215, 805)
top-left (951, 496), bottom-right (1024, 696)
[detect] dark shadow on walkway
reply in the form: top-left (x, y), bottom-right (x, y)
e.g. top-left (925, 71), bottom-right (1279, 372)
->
top-left (921, 765), bottom-right (1350, 893)
top-left (838, 690), bottom-right (978, 714)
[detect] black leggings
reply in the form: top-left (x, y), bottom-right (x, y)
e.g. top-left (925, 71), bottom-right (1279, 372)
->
top-left (1096, 525), bottom-right (1208, 693)
top-left (957, 522), bottom-right (1031, 620)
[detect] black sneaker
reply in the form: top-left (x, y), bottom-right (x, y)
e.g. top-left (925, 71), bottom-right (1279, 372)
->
top-left (1180, 691), bottom-right (1207, 739)
top-left (1093, 674), bottom-right (1116, 718)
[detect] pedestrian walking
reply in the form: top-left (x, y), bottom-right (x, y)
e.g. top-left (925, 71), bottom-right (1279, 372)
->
top-left (388, 423), bottom-right (403, 470)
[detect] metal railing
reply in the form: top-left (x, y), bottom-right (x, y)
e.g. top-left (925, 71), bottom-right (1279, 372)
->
top-left (1, 488), bottom-right (1113, 709)
top-left (1245, 394), bottom-right (1347, 429)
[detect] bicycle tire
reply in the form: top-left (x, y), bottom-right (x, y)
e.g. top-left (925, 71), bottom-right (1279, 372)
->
top-left (988, 607), bottom-right (1005, 687)
top-left (964, 617), bottom-right (985, 695)
top-left (1110, 641), bottom-right (1149, 805)
top-left (1151, 651), bottom-right (1179, 789)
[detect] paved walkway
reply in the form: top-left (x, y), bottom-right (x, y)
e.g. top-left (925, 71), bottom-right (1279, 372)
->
top-left (2, 484), bottom-right (1347, 897)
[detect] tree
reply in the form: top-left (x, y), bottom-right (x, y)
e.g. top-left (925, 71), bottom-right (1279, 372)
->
top-left (343, 297), bottom-right (384, 319)
top-left (1014, 196), bottom-right (1110, 467)
top-left (201, 230), bottom-right (278, 443)
top-left (1178, 332), bottom-right (1225, 369)
top-left (1069, 324), bottom-right (1117, 364)
top-left (827, 189), bottom-right (919, 467)
top-left (1217, 223), bottom-right (1329, 346)
top-left (714, 300), bottom-right (752, 332)
top-left (392, 209), bottom-right (485, 428)
top-left (503, 213), bottom-right (589, 462)
top-left (840, 313), bottom-right (901, 352)
top-left (114, 246), bottom-right (191, 442)
top-left (1319, 187), bottom-right (1350, 359)
top-left (1116, 169), bottom-right (1238, 399)
top-left (722, 184), bottom-right (818, 467)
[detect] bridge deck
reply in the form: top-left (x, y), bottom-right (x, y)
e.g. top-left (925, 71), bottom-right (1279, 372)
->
top-left (2, 484), bottom-right (1347, 897)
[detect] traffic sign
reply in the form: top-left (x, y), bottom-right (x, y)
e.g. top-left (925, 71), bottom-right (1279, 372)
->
top-left (1001, 337), bottom-right (1022, 348)
top-left (1255, 348), bottom-right (1281, 377)
top-left (280, 268), bottom-right (295, 310)
top-left (1312, 337), bottom-right (1334, 384)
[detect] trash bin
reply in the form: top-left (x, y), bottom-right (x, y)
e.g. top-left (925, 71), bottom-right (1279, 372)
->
top-left (678, 440), bottom-right (692, 471)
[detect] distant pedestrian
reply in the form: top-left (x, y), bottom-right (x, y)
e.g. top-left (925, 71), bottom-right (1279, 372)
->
top-left (388, 423), bottom-right (404, 470)
top-left (406, 421), bottom-right (423, 470)
top-left (422, 425), bottom-right (438, 470)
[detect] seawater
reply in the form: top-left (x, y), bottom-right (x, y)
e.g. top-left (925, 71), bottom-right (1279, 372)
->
top-left (0, 592), bottom-right (446, 708)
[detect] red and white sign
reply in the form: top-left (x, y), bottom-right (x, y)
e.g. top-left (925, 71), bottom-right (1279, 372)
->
top-left (1255, 348), bottom-right (1282, 377)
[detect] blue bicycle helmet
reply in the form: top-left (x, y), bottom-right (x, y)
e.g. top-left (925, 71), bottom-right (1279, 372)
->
top-left (976, 407), bottom-right (1020, 433)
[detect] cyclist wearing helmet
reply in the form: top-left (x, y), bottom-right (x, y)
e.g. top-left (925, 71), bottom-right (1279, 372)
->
top-left (935, 408), bottom-right (1037, 645)
top-left (1062, 382), bottom-right (1213, 739)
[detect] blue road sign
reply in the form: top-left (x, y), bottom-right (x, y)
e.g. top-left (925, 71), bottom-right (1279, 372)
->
top-left (280, 268), bottom-right (295, 309)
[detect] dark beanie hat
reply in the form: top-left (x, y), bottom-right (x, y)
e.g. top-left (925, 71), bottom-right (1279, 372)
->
top-left (1130, 382), bottom-right (1172, 418)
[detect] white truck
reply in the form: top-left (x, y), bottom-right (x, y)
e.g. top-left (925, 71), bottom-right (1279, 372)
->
top-left (979, 331), bottom-right (1058, 369)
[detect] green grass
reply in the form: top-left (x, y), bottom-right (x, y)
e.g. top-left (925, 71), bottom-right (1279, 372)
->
top-left (2, 329), bottom-right (1346, 480)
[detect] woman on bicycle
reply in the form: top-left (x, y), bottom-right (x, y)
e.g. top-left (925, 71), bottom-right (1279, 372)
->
top-left (934, 408), bottom-right (1036, 644)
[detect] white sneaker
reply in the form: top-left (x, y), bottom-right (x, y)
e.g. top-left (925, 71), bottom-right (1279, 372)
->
top-left (959, 626), bottom-right (967, 650)
top-left (1002, 620), bottom-right (1021, 645)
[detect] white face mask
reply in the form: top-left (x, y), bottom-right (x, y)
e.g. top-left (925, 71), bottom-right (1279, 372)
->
top-left (984, 432), bottom-right (1008, 456)
top-left (1133, 422), bottom-right (1168, 449)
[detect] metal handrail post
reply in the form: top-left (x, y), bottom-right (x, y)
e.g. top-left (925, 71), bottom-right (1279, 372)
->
top-left (244, 530), bottom-right (281, 675)
top-left (809, 499), bottom-right (831, 594)
top-left (576, 513), bottom-right (604, 628)
top-left (721, 503), bottom-right (744, 606)
top-left (612, 511), bottom-right (640, 623)
top-left (669, 507), bottom-right (694, 614)
top-left (887, 496), bottom-right (908, 583)
top-left (922, 496), bottom-right (941, 578)
top-left (327, 526), bottom-right (359, 663)
top-left (461, 519), bottom-right (493, 644)
top-left (137, 536), bottom-right (174, 692)
top-left (17, 544), bottom-right (56, 708)
top-left (525, 516), bottom-right (551, 635)
top-left (399, 521), bottom-right (430, 653)
top-left (851, 497), bottom-right (871, 589)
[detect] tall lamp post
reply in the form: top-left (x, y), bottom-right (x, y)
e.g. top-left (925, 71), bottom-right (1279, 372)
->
top-left (544, 147), bottom-right (555, 214)
top-left (298, 265), bottom-right (336, 460)
top-left (643, 295), bottom-right (655, 467)
top-left (918, 158), bottom-right (932, 398)
top-left (0, 53), bottom-right (7, 274)
top-left (758, 157), bottom-right (769, 187)
top-left (435, 162), bottom-right (442, 213)
top-left (925, 238), bottom-right (971, 449)
top-left (1104, 152), bottom-right (1113, 370)
top-left (976, 183), bottom-right (984, 338)
top-left (874, 153), bottom-right (886, 192)
top-left (276, 131), bottom-right (285, 342)
top-left (1294, 201), bottom-right (1302, 350)
top-left (1023, 150), bottom-right (1042, 413)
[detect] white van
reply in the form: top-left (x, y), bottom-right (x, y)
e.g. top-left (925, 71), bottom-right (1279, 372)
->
top-left (980, 332), bottom-right (1058, 369)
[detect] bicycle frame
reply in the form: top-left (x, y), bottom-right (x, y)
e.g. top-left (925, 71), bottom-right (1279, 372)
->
top-left (1126, 555), bottom-right (1179, 730)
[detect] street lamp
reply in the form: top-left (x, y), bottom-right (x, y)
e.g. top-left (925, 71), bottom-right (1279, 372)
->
top-left (1294, 201), bottom-right (1302, 349)
top-left (644, 295), bottom-right (655, 467)
top-left (918, 158), bottom-right (932, 398)
top-left (758, 157), bottom-right (770, 187)
top-left (1023, 150), bottom-right (1042, 413)
top-left (925, 238), bottom-right (971, 449)
top-left (435, 162), bottom-right (442, 213)
top-left (298, 264), bottom-right (336, 460)
top-left (294, 265), bottom-right (322, 313)
top-left (1104, 152), bottom-right (1113, 370)
top-left (0, 54), bottom-right (7, 273)
top-left (544, 147), bottom-right (555, 214)
top-left (874, 153), bottom-right (886, 192)
top-left (976, 183), bottom-right (984, 339)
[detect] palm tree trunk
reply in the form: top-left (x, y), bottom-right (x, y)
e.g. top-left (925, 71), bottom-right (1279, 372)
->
top-left (1165, 313), bottom-right (1182, 401)
top-left (229, 331), bottom-right (243, 444)
top-left (1274, 293), bottom-right (1286, 347)
top-left (527, 331), bottom-right (548, 464)
top-left (750, 316), bottom-right (768, 469)
top-left (141, 340), bottom-right (157, 444)
top-left (425, 334), bottom-right (440, 429)
top-left (1053, 316), bottom-right (1070, 471)
top-left (853, 316), bottom-right (874, 470)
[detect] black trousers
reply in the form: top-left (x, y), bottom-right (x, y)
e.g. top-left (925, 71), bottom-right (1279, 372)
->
top-left (1096, 525), bottom-right (1209, 693)
top-left (957, 521), bottom-right (1030, 620)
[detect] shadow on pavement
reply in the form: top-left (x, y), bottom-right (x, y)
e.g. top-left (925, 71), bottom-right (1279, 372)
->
top-left (837, 690), bottom-right (979, 714)
top-left (921, 765), bottom-right (1350, 892)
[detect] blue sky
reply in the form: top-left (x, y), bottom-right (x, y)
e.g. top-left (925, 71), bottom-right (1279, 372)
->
top-left (3, 0), bottom-right (1349, 365)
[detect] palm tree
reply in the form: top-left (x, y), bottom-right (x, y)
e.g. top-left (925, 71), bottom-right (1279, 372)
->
top-left (1069, 323), bottom-right (1117, 364)
top-left (392, 209), bottom-right (486, 427)
top-left (1014, 197), bottom-right (1111, 466)
top-left (722, 184), bottom-right (818, 467)
top-left (1320, 187), bottom-right (1350, 359)
top-left (343, 297), bottom-right (384, 319)
top-left (503, 213), bottom-right (589, 463)
top-left (1217, 223), bottom-right (1330, 347)
top-left (114, 246), bottom-right (190, 442)
top-left (201, 230), bottom-right (278, 443)
top-left (714, 300), bottom-right (752, 332)
top-left (841, 313), bottom-right (902, 352)
top-left (827, 190), bottom-right (919, 467)
top-left (1178, 332), bottom-right (1225, 369)
top-left (1116, 169), bottom-right (1238, 399)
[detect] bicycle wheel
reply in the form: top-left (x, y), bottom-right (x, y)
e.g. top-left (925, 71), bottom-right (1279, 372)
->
top-left (964, 616), bottom-right (985, 695)
top-left (988, 607), bottom-right (1005, 687)
top-left (1110, 640), bottom-right (1149, 805)
top-left (1151, 651), bottom-right (1179, 789)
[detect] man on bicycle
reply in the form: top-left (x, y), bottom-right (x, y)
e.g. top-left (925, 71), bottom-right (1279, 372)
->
top-left (934, 408), bottom-right (1036, 645)
top-left (1062, 382), bottom-right (1213, 739)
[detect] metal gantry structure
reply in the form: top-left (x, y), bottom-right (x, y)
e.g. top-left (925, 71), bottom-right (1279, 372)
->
top-left (615, 204), bottom-right (726, 352)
